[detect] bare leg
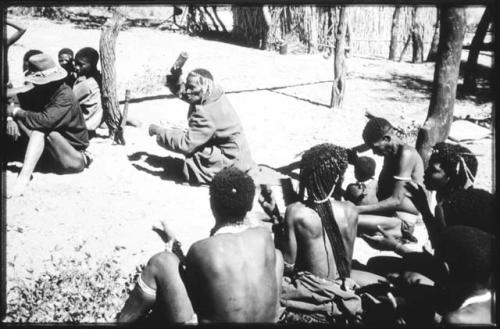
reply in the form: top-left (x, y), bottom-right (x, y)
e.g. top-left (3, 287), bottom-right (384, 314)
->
top-left (45, 131), bottom-right (85, 173)
top-left (118, 251), bottom-right (194, 323)
top-left (358, 214), bottom-right (402, 238)
top-left (350, 269), bottom-right (388, 287)
top-left (8, 130), bottom-right (45, 198)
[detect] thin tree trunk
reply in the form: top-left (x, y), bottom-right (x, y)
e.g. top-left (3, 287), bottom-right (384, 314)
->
top-left (426, 7), bottom-right (440, 62)
top-left (412, 23), bottom-right (424, 63)
top-left (212, 6), bottom-right (228, 33)
top-left (203, 6), bottom-right (219, 31)
top-left (330, 6), bottom-right (348, 109)
top-left (99, 9), bottom-right (125, 138)
top-left (463, 5), bottom-right (491, 91)
top-left (416, 6), bottom-right (466, 167)
top-left (389, 5), bottom-right (402, 61)
top-left (261, 5), bottom-right (274, 50)
top-left (399, 34), bottom-right (411, 61)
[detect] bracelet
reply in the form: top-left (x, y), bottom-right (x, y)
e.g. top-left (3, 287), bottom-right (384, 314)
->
top-left (12, 107), bottom-right (21, 117)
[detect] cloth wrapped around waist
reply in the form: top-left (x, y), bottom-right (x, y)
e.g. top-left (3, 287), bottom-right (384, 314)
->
top-left (279, 271), bottom-right (362, 323)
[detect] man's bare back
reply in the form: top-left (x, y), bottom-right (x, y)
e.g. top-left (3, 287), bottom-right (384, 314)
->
top-left (185, 227), bottom-right (283, 323)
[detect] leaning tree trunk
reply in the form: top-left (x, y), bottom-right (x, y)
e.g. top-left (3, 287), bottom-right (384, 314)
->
top-left (463, 5), bottom-right (492, 91)
top-left (389, 5), bottom-right (402, 60)
top-left (426, 7), bottom-right (440, 62)
top-left (416, 6), bottom-right (466, 167)
top-left (330, 6), bottom-right (348, 109)
top-left (99, 9), bottom-right (125, 138)
top-left (211, 6), bottom-right (228, 33)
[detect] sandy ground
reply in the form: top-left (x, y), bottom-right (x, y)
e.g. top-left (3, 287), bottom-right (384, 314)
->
top-left (5, 17), bottom-right (494, 320)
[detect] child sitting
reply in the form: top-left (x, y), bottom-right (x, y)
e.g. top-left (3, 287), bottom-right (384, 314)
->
top-left (73, 47), bottom-right (103, 134)
top-left (345, 156), bottom-right (378, 205)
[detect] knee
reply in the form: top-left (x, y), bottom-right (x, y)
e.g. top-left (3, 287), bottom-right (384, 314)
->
top-left (148, 251), bottom-right (180, 274)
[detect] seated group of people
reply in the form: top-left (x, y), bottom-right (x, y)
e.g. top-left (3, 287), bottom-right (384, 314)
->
top-left (117, 117), bottom-right (495, 325)
top-left (6, 47), bottom-right (104, 197)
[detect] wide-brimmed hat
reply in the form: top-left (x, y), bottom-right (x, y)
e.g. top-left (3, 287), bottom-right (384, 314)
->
top-left (25, 54), bottom-right (67, 85)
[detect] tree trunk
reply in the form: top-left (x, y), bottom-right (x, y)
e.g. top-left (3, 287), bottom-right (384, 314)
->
top-left (330, 6), bottom-right (348, 109)
top-left (388, 5), bottom-right (402, 61)
top-left (203, 6), bottom-right (219, 31)
top-left (99, 9), bottom-right (125, 138)
top-left (212, 6), bottom-right (228, 33)
top-left (411, 23), bottom-right (424, 63)
top-left (416, 6), bottom-right (466, 167)
top-left (463, 5), bottom-right (491, 91)
top-left (261, 5), bottom-right (274, 50)
top-left (426, 7), bottom-right (440, 62)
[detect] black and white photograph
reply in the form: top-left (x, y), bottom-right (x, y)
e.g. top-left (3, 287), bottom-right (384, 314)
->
top-left (2, 3), bottom-right (496, 325)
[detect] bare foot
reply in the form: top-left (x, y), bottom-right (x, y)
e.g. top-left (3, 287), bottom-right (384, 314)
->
top-left (152, 220), bottom-right (176, 243)
top-left (7, 176), bottom-right (30, 198)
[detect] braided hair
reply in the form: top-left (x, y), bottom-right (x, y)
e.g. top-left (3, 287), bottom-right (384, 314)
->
top-left (209, 167), bottom-right (255, 222)
top-left (430, 142), bottom-right (478, 182)
top-left (299, 143), bottom-right (350, 278)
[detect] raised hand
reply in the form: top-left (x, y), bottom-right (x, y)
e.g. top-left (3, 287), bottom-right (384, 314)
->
top-left (152, 220), bottom-right (176, 244)
top-left (405, 182), bottom-right (432, 217)
top-left (258, 185), bottom-right (281, 224)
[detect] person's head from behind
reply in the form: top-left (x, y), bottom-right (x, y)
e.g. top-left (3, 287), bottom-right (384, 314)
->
top-left (437, 226), bottom-right (493, 304)
top-left (299, 143), bottom-right (351, 278)
top-left (440, 188), bottom-right (492, 233)
top-left (299, 143), bottom-right (349, 202)
top-left (209, 167), bottom-right (255, 226)
top-left (424, 142), bottom-right (478, 191)
top-left (74, 47), bottom-right (99, 77)
top-left (362, 117), bottom-right (396, 156)
top-left (58, 48), bottom-right (74, 73)
top-left (183, 68), bottom-right (214, 104)
top-left (22, 49), bottom-right (43, 73)
top-left (354, 156), bottom-right (376, 182)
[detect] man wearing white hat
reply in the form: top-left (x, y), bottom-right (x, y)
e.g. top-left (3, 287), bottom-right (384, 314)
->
top-left (6, 53), bottom-right (91, 198)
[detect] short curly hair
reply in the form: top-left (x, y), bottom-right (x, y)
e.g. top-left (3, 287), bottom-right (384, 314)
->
top-left (429, 142), bottom-right (478, 180)
top-left (362, 117), bottom-right (393, 145)
top-left (354, 156), bottom-right (376, 182)
top-left (209, 167), bottom-right (255, 222)
top-left (442, 188), bottom-right (493, 233)
top-left (75, 47), bottom-right (99, 67)
top-left (438, 225), bottom-right (493, 284)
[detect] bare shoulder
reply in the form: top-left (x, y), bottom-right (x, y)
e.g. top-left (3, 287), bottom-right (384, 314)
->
top-left (331, 199), bottom-right (358, 226)
top-left (286, 201), bottom-right (319, 219)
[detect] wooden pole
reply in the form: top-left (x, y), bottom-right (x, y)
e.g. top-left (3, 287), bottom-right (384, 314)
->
top-left (330, 6), bottom-right (348, 109)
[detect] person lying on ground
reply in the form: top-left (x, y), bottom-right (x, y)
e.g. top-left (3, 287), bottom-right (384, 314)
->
top-left (6, 53), bottom-right (91, 198)
top-left (148, 68), bottom-right (256, 185)
top-left (73, 47), bottom-right (103, 133)
top-left (58, 47), bottom-right (77, 86)
top-left (118, 167), bottom-right (283, 324)
top-left (345, 156), bottom-right (378, 205)
top-left (271, 143), bottom-right (389, 324)
top-left (350, 116), bottom-right (424, 243)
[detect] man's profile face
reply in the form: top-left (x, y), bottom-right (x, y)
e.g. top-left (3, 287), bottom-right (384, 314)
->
top-left (74, 56), bottom-right (92, 77)
top-left (369, 136), bottom-right (390, 156)
top-left (59, 53), bottom-right (74, 72)
top-left (182, 74), bottom-right (203, 104)
top-left (424, 161), bottom-right (450, 191)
